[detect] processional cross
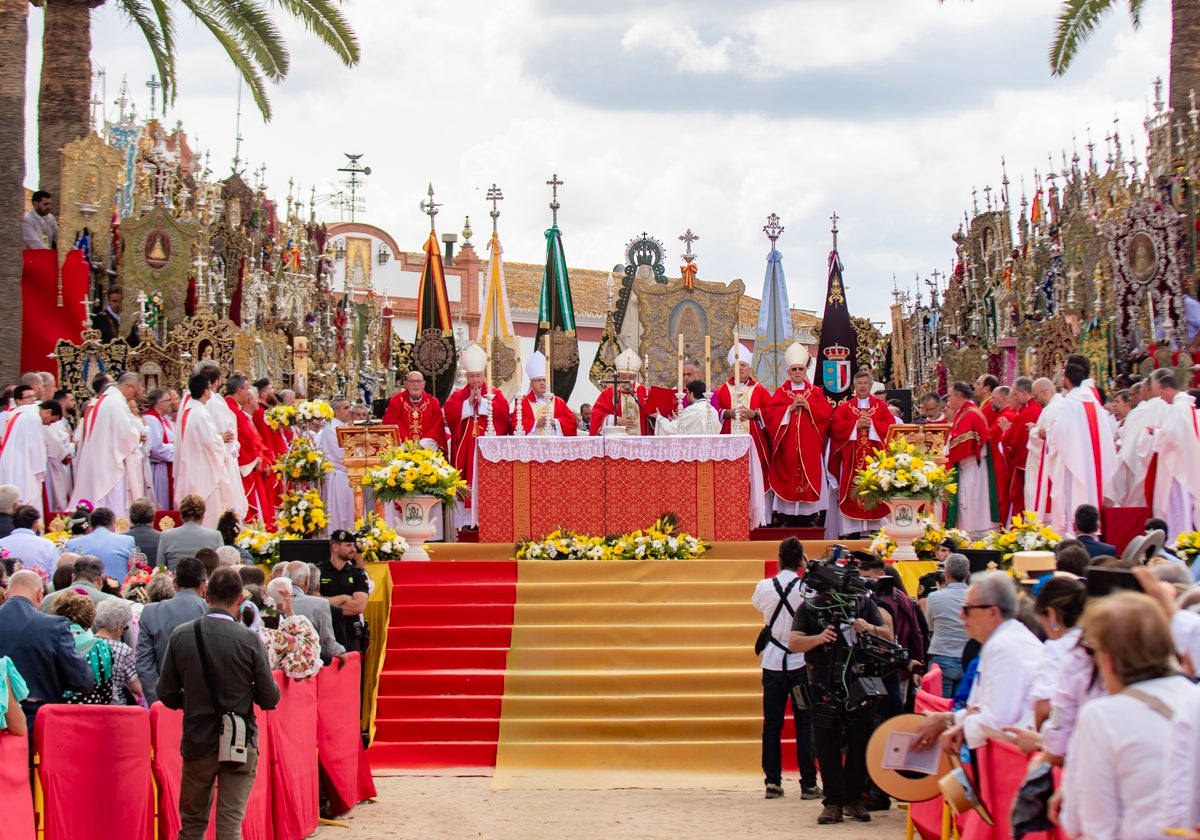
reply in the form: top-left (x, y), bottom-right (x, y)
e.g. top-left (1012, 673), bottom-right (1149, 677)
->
top-left (145, 74), bottom-right (161, 120)
top-left (547, 173), bottom-right (563, 226)
top-left (487, 183), bottom-right (503, 233)
top-left (420, 183), bottom-right (441, 231)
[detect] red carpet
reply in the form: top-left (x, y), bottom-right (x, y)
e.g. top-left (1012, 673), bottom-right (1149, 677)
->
top-left (369, 560), bottom-right (517, 768)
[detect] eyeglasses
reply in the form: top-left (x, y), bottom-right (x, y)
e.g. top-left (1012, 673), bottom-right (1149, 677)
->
top-left (960, 603), bottom-right (997, 615)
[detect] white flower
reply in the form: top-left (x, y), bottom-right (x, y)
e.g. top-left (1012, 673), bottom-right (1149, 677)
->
top-left (298, 500), bottom-right (310, 510)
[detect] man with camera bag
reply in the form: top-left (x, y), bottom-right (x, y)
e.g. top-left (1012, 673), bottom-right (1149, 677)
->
top-left (789, 554), bottom-right (896, 825)
top-left (158, 567), bottom-right (281, 840)
top-left (752, 537), bottom-right (820, 801)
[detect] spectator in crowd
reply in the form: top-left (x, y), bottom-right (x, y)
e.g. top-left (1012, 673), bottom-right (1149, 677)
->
top-left (1058, 592), bottom-right (1200, 838)
top-left (238, 566), bottom-right (266, 588)
top-left (1, 653), bottom-right (27, 736)
top-left (217, 509), bottom-right (254, 562)
top-left (41, 556), bottom-right (114, 615)
top-left (215, 546), bottom-right (241, 567)
top-left (0, 570), bottom-right (93, 733)
top-left (145, 572), bottom-right (177, 604)
top-left (0, 484), bottom-right (18, 538)
top-left (66, 503), bottom-right (92, 537)
top-left (1073, 504), bottom-right (1116, 558)
top-left (318, 530), bottom-right (370, 654)
top-left (136, 557), bottom-right (208, 706)
top-left (157, 567), bottom-right (280, 839)
top-left (752, 537), bottom-right (819, 801)
top-left (0, 504), bottom-right (57, 577)
top-left (1027, 576), bottom-right (1088, 732)
top-left (284, 562), bottom-right (345, 664)
top-left (94, 599), bottom-right (142, 706)
top-left (64, 507), bottom-right (135, 582)
top-left (195, 547), bottom-right (220, 577)
top-left (51, 553), bottom-right (77, 592)
top-left (923, 553), bottom-right (971, 698)
top-left (126, 497), bottom-right (161, 562)
top-left (157, 495), bottom-right (224, 572)
top-left (1053, 540), bottom-right (1092, 577)
top-left (913, 571), bottom-right (1043, 753)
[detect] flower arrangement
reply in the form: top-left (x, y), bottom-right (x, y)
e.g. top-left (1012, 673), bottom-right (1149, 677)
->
top-left (353, 512), bottom-right (408, 562)
top-left (45, 526), bottom-right (72, 549)
top-left (236, 522), bottom-right (282, 564)
top-left (516, 514), bottom-right (709, 561)
top-left (277, 487), bottom-right (328, 537)
top-left (294, 399), bottom-right (334, 424)
top-left (122, 553), bottom-right (166, 602)
top-left (974, 511), bottom-right (1062, 566)
top-left (264, 615), bottom-right (322, 679)
top-left (1175, 531), bottom-right (1200, 564)
top-left (869, 530), bottom-right (897, 561)
top-left (264, 404), bottom-right (297, 431)
top-left (361, 441), bottom-right (469, 507)
top-left (274, 436), bottom-right (335, 484)
top-left (854, 436), bottom-right (957, 509)
top-left (911, 516), bottom-right (971, 562)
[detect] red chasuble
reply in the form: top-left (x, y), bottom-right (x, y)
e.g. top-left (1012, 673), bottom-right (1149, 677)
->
top-left (1004, 401), bottom-right (1041, 516)
top-left (517, 393), bottom-right (577, 437)
top-left (947, 402), bottom-right (989, 466)
top-left (252, 402), bottom-right (285, 516)
top-left (764, 381), bottom-right (832, 504)
top-left (383, 391), bottom-right (448, 453)
top-left (713, 378), bottom-right (772, 473)
top-left (589, 384), bottom-right (653, 436)
top-left (988, 405), bottom-right (1017, 524)
top-left (829, 395), bottom-right (896, 520)
top-left (444, 385), bottom-right (511, 503)
top-left (227, 397), bottom-right (273, 526)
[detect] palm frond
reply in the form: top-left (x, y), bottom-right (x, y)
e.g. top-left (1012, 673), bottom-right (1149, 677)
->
top-left (115, 0), bottom-right (177, 104)
top-left (1050, 0), bottom-right (1118, 75)
top-left (265, 0), bottom-right (360, 66)
top-left (181, 1), bottom-right (275, 121)
top-left (1127, 0), bottom-right (1146, 28)
top-left (187, 0), bottom-right (290, 81)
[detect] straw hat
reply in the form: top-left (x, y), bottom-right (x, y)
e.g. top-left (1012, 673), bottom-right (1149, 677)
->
top-left (865, 713), bottom-right (952, 803)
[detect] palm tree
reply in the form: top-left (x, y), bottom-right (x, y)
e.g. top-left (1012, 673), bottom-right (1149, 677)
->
top-left (36, 0), bottom-right (360, 215)
top-left (1050, 0), bottom-right (1200, 118)
top-left (0, 0), bottom-right (27, 385)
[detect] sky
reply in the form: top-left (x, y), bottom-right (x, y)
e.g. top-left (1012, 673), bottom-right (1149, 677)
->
top-left (25, 0), bottom-right (1171, 327)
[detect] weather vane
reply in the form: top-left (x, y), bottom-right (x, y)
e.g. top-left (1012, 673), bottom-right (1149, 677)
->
top-left (547, 173), bottom-right (563, 226)
top-left (419, 183), bottom-right (441, 231)
top-left (487, 183), bottom-right (503, 234)
top-left (763, 213), bottom-right (784, 246)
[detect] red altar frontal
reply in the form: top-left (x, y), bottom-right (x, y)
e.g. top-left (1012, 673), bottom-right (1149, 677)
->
top-left (473, 435), bottom-right (755, 543)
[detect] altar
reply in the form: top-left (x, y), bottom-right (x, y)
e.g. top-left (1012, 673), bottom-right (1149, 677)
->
top-left (474, 435), bottom-right (758, 543)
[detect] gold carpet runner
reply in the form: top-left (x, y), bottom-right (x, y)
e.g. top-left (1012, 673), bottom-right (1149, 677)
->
top-left (491, 558), bottom-right (767, 789)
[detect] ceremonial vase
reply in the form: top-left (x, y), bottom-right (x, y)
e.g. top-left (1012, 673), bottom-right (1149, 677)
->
top-left (883, 497), bottom-right (930, 562)
top-left (393, 496), bottom-right (439, 560)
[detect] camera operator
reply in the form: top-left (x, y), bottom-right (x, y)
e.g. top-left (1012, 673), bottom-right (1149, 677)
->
top-left (789, 556), bottom-right (894, 825)
top-left (752, 537), bottom-right (820, 801)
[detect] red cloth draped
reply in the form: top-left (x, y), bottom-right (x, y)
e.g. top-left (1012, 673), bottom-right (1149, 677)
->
top-left (268, 672), bottom-right (319, 840)
top-left (383, 391), bottom-right (448, 452)
top-left (21, 248), bottom-right (88, 373)
top-left (0, 731), bottom-right (35, 840)
top-left (987, 406), bottom-right (1016, 524)
top-left (922, 663), bottom-right (943, 698)
top-left (35, 705), bottom-right (154, 840)
top-left (959, 740), bottom-right (1056, 840)
top-left (317, 653), bottom-right (371, 815)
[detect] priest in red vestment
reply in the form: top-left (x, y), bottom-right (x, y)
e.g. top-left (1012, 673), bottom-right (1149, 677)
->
top-left (590, 348), bottom-right (652, 435)
top-left (828, 370), bottom-right (895, 534)
top-left (986, 386), bottom-right (1017, 525)
top-left (945, 381), bottom-right (998, 533)
top-left (1002, 377), bottom-right (1040, 517)
top-left (251, 378), bottom-right (285, 514)
top-left (765, 344), bottom-right (832, 525)
top-left (226, 376), bottom-right (273, 526)
top-left (383, 370), bottom-right (448, 452)
top-left (713, 343), bottom-right (771, 473)
top-left (444, 343), bottom-right (511, 521)
top-left (516, 351), bottom-right (577, 436)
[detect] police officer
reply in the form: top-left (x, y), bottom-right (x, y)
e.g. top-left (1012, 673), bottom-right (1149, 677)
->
top-left (318, 530), bottom-right (370, 654)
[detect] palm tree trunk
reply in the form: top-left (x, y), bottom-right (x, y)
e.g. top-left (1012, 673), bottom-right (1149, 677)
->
top-left (0, 0), bottom-right (27, 385)
top-left (37, 0), bottom-right (99, 218)
top-left (1171, 0), bottom-right (1200, 121)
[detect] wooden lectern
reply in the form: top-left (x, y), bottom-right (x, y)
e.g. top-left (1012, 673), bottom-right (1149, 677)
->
top-left (337, 424), bottom-right (400, 523)
top-left (885, 423), bottom-right (951, 466)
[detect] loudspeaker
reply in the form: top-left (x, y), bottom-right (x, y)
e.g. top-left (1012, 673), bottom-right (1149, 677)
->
top-left (279, 539), bottom-right (330, 566)
top-left (883, 389), bottom-right (913, 423)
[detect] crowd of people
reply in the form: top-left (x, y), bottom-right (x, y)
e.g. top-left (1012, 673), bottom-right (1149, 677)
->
top-left (0, 493), bottom-right (373, 836)
top-left (754, 520), bottom-right (1200, 835)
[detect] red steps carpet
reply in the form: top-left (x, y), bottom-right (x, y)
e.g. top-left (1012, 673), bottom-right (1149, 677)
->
top-left (369, 560), bottom-right (516, 768)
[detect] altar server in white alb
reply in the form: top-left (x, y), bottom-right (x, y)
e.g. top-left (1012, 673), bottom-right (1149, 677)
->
top-left (655, 379), bottom-right (720, 436)
top-left (174, 373), bottom-right (241, 528)
top-left (317, 397), bottom-right (355, 532)
top-left (43, 401), bottom-right (75, 514)
top-left (0, 391), bottom-right (56, 516)
top-left (1046, 361), bottom-right (1117, 535)
top-left (70, 372), bottom-right (147, 515)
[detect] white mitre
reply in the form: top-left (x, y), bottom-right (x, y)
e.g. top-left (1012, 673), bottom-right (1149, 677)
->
top-left (461, 342), bottom-right (488, 375)
top-left (526, 350), bottom-right (547, 381)
top-left (785, 343), bottom-right (810, 369)
top-left (727, 343), bottom-right (753, 366)
top-left (615, 348), bottom-right (642, 375)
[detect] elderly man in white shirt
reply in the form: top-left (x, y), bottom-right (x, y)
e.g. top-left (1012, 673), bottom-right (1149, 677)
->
top-left (912, 570), bottom-right (1044, 752)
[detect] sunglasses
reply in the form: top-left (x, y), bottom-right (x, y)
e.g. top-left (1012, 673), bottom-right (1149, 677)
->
top-left (960, 603), bottom-right (997, 615)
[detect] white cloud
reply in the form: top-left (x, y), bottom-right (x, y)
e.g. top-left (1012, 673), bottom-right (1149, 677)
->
top-left (621, 18), bottom-right (735, 75)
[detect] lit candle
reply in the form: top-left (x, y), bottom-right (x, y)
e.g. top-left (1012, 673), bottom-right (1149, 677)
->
top-left (677, 333), bottom-right (684, 393)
